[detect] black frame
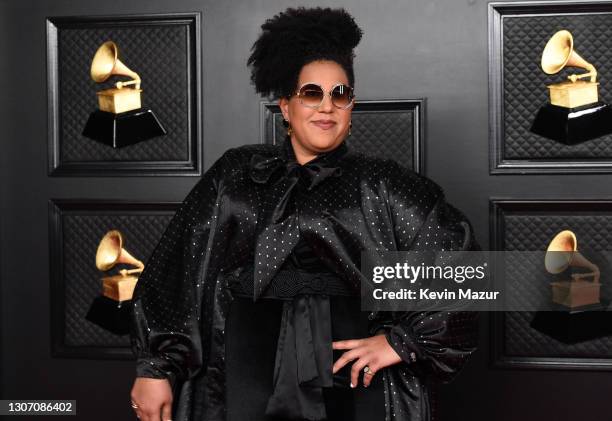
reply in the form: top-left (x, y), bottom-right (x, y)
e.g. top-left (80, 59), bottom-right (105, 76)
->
top-left (259, 99), bottom-right (426, 174)
top-left (489, 1), bottom-right (612, 174)
top-left (48, 199), bottom-right (179, 359)
top-left (46, 12), bottom-right (202, 176)
top-left (490, 198), bottom-right (612, 369)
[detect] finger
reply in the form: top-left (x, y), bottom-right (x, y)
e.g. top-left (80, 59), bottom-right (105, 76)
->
top-left (131, 400), bottom-right (143, 420)
top-left (135, 408), bottom-right (146, 421)
top-left (350, 355), bottom-right (371, 388)
top-left (362, 358), bottom-right (380, 388)
top-left (332, 348), bottom-right (362, 374)
top-left (143, 406), bottom-right (161, 421)
top-left (332, 339), bottom-right (363, 350)
top-left (161, 401), bottom-right (173, 421)
top-left (139, 408), bottom-right (150, 421)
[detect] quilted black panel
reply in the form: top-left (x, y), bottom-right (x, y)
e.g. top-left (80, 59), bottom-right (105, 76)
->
top-left (499, 203), bottom-right (612, 358)
top-left (502, 13), bottom-right (612, 160)
top-left (262, 101), bottom-right (421, 171)
top-left (57, 205), bottom-right (174, 349)
top-left (349, 110), bottom-right (414, 167)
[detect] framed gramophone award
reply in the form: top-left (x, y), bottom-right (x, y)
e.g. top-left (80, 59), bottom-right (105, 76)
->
top-left (48, 199), bottom-right (179, 358)
top-left (491, 199), bottom-right (612, 369)
top-left (46, 13), bottom-right (202, 176)
top-left (85, 229), bottom-right (144, 335)
top-left (81, 41), bottom-right (167, 148)
top-left (489, 2), bottom-right (612, 174)
top-left (530, 30), bottom-right (612, 144)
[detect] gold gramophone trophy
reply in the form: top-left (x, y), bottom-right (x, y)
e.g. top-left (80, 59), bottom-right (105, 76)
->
top-left (85, 229), bottom-right (144, 335)
top-left (530, 229), bottom-right (612, 344)
top-left (530, 30), bottom-right (612, 144)
top-left (544, 230), bottom-right (601, 309)
top-left (82, 41), bottom-right (166, 148)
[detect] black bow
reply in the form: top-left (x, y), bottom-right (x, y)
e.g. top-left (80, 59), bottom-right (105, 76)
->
top-left (264, 295), bottom-right (333, 420)
top-left (249, 138), bottom-right (349, 300)
top-left (249, 154), bottom-right (284, 185)
top-left (249, 153), bottom-right (343, 191)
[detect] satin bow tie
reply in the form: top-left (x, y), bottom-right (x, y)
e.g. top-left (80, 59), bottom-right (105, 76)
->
top-left (249, 138), bottom-right (348, 301)
top-left (249, 153), bottom-right (343, 192)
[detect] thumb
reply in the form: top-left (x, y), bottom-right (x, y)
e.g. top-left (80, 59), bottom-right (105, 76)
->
top-left (161, 400), bottom-right (173, 421)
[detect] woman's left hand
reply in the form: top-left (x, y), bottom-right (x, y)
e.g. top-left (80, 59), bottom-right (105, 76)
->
top-left (332, 333), bottom-right (402, 388)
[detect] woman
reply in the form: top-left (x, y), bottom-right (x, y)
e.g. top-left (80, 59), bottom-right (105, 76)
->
top-left (129, 7), bottom-right (478, 421)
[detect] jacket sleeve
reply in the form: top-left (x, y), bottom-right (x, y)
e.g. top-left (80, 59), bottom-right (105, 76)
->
top-left (380, 162), bottom-right (479, 383)
top-left (129, 151), bottom-right (228, 391)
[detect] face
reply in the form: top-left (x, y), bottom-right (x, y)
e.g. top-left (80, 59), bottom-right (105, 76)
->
top-left (279, 60), bottom-right (354, 162)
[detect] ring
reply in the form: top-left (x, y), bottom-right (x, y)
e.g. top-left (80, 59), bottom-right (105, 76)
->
top-left (363, 366), bottom-right (374, 375)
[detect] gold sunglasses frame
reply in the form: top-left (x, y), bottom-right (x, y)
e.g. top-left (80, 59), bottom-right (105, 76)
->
top-left (292, 82), bottom-right (355, 110)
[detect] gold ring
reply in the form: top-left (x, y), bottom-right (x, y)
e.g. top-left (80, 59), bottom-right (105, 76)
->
top-left (363, 366), bottom-right (374, 375)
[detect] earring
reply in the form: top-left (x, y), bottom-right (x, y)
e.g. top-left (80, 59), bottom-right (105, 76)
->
top-left (284, 118), bottom-right (292, 137)
top-left (348, 121), bottom-right (352, 137)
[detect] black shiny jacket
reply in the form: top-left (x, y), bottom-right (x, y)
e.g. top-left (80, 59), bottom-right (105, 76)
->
top-left (130, 136), bottom-right (479, 421)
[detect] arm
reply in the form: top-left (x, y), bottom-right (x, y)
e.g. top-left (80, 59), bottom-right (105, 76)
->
top-left (129, 151), bottom-right (228, 391)
top-left (379, 162), bottom-right (479, 383)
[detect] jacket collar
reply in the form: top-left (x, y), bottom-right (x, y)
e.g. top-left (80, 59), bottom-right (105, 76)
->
top-left (281, 135), bottom-right (348, 170)
top-left (249, 136), bottom-right (348, 188)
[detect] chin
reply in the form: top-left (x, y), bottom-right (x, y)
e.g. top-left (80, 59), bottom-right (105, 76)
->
top-left (306, 135), bottom-right (343, 151)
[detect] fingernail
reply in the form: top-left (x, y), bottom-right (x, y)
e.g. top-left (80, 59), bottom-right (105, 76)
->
top-left (350, 382), bottom-right (355, 388)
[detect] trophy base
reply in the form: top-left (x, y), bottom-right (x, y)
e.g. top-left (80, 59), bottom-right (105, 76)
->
top-left (82, 108), bottom-right (166, 148)
top-left (530, 101), bottom-right (612, 144)
top-left (85, 295), bottom-right (132, 336)
top-left (530, 300), bottom-right (612, 344)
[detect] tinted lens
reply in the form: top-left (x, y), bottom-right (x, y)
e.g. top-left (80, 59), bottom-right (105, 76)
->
top-left (331, 84), bottom-right (353, 108)
top-left (298, 84), bottom-right (324, 107)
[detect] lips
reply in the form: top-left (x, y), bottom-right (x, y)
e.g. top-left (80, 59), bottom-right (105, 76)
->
top-left (311, 120), bottom-right (336, 130)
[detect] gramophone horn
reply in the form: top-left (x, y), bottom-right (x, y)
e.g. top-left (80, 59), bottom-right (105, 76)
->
top-left (541, 30), bottom-right (597, 82)
top-left (544, 229), bottom-right (600, 283)
top-left (95, 230), bottom-right (144, 273)
top-left (90, 41), bottom-right (141, 89)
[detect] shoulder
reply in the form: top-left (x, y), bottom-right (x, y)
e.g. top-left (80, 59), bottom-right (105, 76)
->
top-left (342, 149), bottom-right (442, 199)
top-left (204, 142), bottom-right (281, 175)
top-left (223, 142), bottom-right (280, 161)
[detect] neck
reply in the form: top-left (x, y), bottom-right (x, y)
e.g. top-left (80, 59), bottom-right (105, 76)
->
top-left (290, 137), bottom-right (319, 165)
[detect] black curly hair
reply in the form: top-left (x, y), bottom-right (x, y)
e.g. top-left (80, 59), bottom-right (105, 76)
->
top-left (247, 7), bottom-right (363, 99)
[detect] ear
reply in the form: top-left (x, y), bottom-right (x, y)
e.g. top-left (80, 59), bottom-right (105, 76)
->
top-left (279, 97), bottom-right (290, 121)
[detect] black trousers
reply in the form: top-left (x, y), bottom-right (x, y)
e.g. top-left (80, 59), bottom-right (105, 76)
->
top-left (225, 295), bottom-right (386, 421)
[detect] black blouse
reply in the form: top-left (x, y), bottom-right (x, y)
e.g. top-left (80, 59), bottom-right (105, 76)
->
top-left (226, 235), bottom-right (386, 421)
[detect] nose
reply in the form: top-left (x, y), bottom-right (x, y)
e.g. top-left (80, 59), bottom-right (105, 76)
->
top-left (318, 92), bottom-right (334, 113)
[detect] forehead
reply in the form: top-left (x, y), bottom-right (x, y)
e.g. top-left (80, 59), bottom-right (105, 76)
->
top-left (297, 60), bottom-right (349, 87)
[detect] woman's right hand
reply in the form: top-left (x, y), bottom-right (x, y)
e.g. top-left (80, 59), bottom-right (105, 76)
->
top-left (130, 377), bottom-right (173, 421)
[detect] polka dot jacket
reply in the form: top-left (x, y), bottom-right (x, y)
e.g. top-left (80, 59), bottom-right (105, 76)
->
top-left (129, 136), bottom-right (479, 421)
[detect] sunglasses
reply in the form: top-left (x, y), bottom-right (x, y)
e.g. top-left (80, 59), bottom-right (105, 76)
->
top-left (292, 82), bottom-right (355, 110)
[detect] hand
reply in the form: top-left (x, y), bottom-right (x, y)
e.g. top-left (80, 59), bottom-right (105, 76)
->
top-left (332, 333), bottom-right (402, 388)
top-left (130, 377), bottom-right (173, 421)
